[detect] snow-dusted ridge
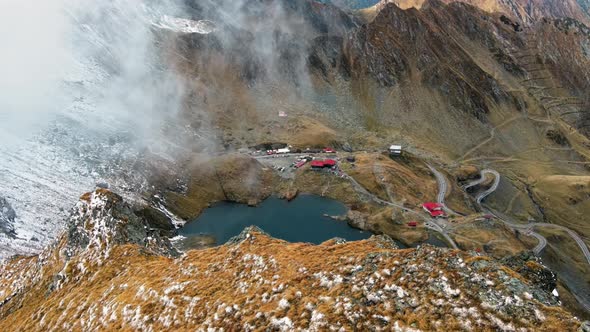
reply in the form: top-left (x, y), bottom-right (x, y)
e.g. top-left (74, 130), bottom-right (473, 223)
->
top-left (152, 15), bottom-right (217, 34)
top-left (0, 0), bottom-right (215, 259)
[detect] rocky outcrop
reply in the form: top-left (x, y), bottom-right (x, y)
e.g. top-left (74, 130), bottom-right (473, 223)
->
top-left (373, 0), bottom-right (590, 26)
top-left (345, 209), bottom-right (371, 230)
top-left (0, 197), bottom-right (16, 238)
top-left (64, 189), bottom-right (179, 259)
top-left (278, 188), bottom-right (299, 201)
top-left (164, 154), bottom-right (277, 220)
top-left (500, 251), bottom-right (558, 299)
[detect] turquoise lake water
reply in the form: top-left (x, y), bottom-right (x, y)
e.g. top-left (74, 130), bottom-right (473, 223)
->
top-left (179, 195), bottom-right (372, 245)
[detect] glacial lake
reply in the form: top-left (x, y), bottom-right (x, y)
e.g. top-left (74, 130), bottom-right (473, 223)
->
top-left (179, 195), bottom-right (372, 245)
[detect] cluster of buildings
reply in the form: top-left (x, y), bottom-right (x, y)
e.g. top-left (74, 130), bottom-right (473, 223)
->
top-left (265, 146), bottom-right (337, 156)
top-left (406, 202), bottom-right (447, 228)
top-left (286, 147), bottom-right (339, 170)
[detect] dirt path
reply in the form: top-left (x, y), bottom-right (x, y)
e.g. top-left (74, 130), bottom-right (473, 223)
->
top-left (458, 115), bottom-right (523, 160)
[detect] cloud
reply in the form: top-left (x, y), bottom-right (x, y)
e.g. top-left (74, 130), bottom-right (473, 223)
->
top-left (0, 0), bottom-right (218, 256)
top-left (0, 0), bottom-right (72, 138)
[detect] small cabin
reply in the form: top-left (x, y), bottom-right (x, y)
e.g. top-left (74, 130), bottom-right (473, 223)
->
top-left (310, 160), bottom-right (326, 169)
top-left (389, 145), bottom-right (402, 156)
top-left (277, 147), bottom-right (291, 154)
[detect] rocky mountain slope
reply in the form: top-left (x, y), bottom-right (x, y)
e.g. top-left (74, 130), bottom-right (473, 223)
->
top-left (359, 0), bottom-right (590, 25)
top-left (161, 0), bottom-right (590, 315)
top-left (0, 190), bottom-right (583, 331)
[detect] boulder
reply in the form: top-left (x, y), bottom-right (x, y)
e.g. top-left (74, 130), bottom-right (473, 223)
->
top-left (135, 207), bottom-right (177, 237)
top-left (346, 210), bottom-right (369, 230)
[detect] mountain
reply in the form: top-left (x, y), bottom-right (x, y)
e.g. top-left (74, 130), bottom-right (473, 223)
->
top-left (2, 0), bottom-right (590, 323)
top-left (163, 0), bottom-right (590, 316)
top-left (0, 190), bottom-right (582, 331)
top-left (348, 0), bottom-right (590, 26)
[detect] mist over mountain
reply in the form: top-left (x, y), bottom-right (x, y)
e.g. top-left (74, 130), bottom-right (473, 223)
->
top-left (0, 0), bottom-right (216, 257)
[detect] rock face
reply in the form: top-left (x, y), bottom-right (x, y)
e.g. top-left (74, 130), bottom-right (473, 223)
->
top-left (164, 154), bottom-right (277, 220)
top-left (0, 191), bottom-right (582, 331)
top-left (64, 190), bottom-right (179, 259)
top-left (0, 197), bottom-right (16, 238)
top-left (374, 0), bottom-right (590, 26)
top-left (346, 209), bottom-right (370, 229)
top-left (500, 252), bottom-right (557, 298)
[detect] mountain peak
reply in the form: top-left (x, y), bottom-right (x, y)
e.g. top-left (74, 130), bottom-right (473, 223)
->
top-left (366, 0), bottom-right (590, 26)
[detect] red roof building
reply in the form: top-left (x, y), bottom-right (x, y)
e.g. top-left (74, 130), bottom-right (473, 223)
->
top-left (323, 148), bottom-right (336, 153)
top-left (422, 202), bottom-right (446, 218)
top-left (430, 210), bottom-right (446, 218)
top-left (310, 160), bottom-right (325, 168)
top-left (422, 202), bottom-right (443, 212)
top-left (310, 159), bottom-right (337, 169)
top-left (323, 159), bottom-right (337, 167)
top-left (407, 221), bottom-right (418, 227)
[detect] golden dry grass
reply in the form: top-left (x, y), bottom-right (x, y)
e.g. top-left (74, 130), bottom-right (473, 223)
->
top-left (532, 175), bottom-right (590, 240)
top-left (0, 230), bottom-right (580, 331)
top-left (452, 220), bottom-right (530, 257)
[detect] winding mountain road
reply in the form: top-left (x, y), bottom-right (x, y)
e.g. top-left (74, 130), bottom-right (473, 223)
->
top-left (527, 231), bottom-right (548, 255)
top-left (468, 169), bottom-right (547, 255)
top-left (472, 170), bottom-right (590, 265)
top-left (424, 165), bottom-right (461, 249)
top-left (463, 169), bottom-right (501, 204)
top-left (427, 165), bottom-right (466, 216)
top-left (469, 169), bottom-right (590, 311)
top-left (533, 223), bottom-right (590, 265)
top-left (345, 165), bottom-right (459, 250)
top-left (428, 165), bottom-right (449, 206)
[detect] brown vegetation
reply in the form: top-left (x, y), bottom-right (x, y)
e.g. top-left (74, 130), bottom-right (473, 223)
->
top-left (0, 227), bottom-right (581, 331)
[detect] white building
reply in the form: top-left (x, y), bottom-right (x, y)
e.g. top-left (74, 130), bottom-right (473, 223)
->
top-left (389, 145), bottom-right (402, 156)
top-left (277, 147), bottom-right (291, 154)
